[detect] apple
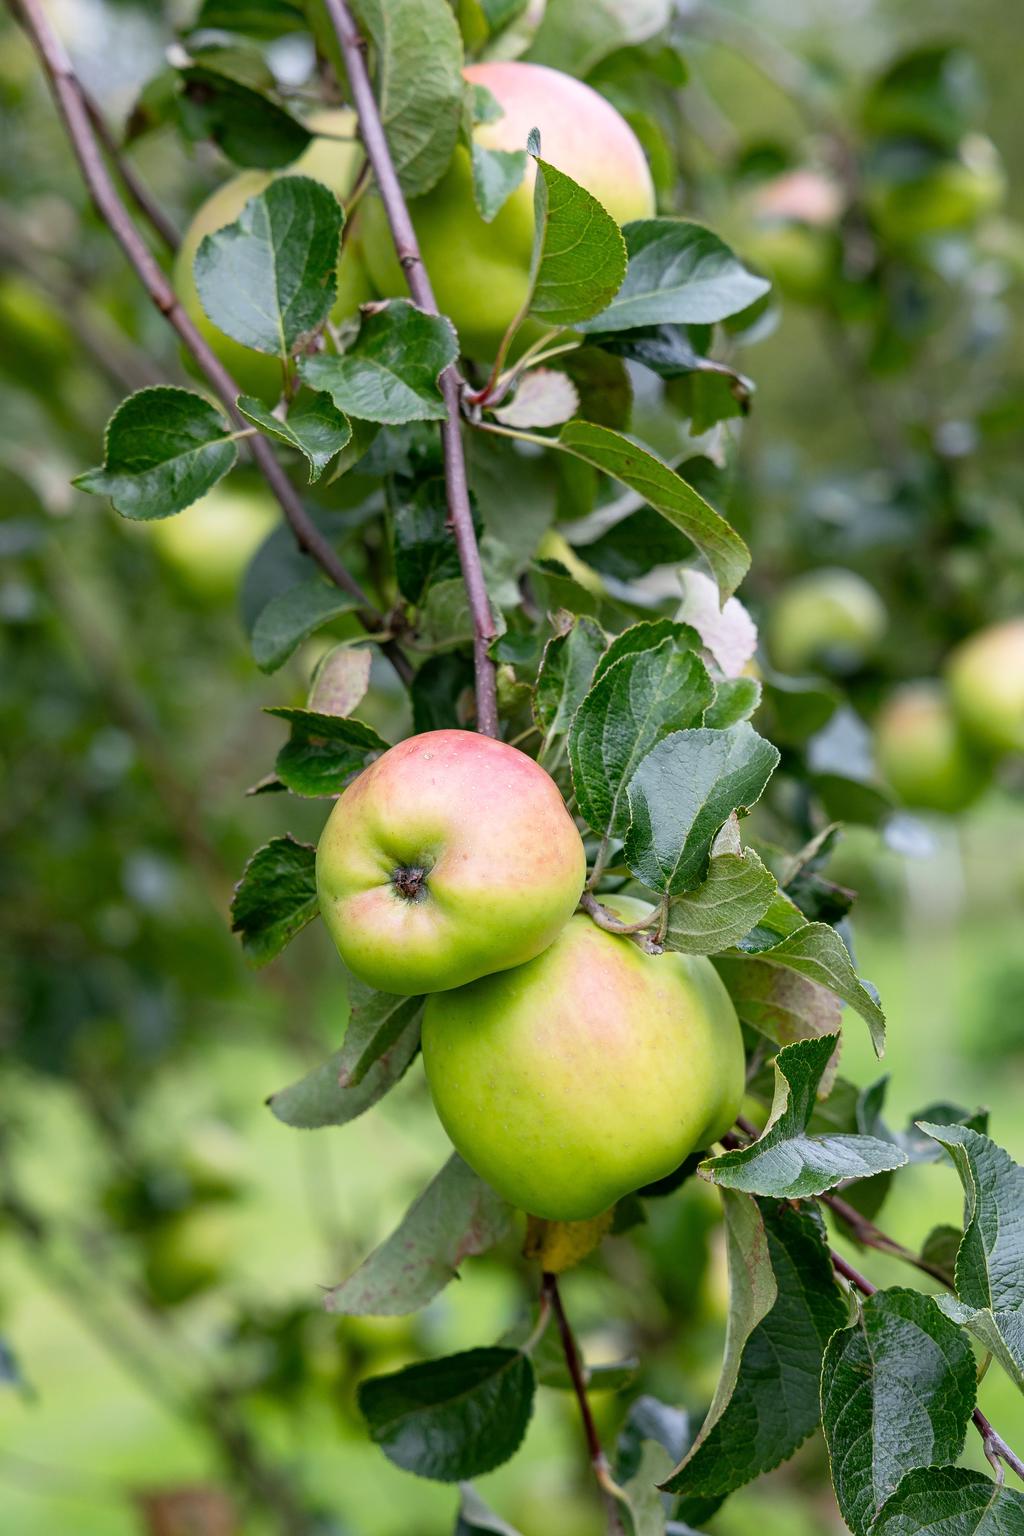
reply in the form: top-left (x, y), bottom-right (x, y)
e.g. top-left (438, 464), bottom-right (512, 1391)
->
top-left (173, 109), bottom-right (373, 399)
top-left (875, 683), bottom-right (990, 814)
top-left (767, 567), bottom-right (887, 676)
top-left (316, 729), bottom-right (586, 994)
top-left (421, 896), bottom-right (745, 1220)
top-left (947, 618), bottom-right (1024, 756)
top-left (143, 1207), bottom-right (235, 1305)
top-left (743, 169), bottom-right (842, 303)
top-left (359, 61), bottom-right (656, 358)
top-left (143, 482), bottom-right (277, 598)
top-left (866, 135), bottom-right (1005, 245)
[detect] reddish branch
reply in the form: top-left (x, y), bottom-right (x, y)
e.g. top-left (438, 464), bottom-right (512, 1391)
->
top-left (12, 0), bottom-right (412, 686)
top-left (318, 0), bottom-right (500, 736)
top-left (82, 87), bottom-right (181, 254)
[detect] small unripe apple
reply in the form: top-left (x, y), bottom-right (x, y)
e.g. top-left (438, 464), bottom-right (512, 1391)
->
top-left (768, 568), bottom-right (887, 676)
top-left (142, 481), bottom-right (276, 598)
top-left (421, 897), bottom-right (745, 1220)
top-left (946, 618), bottom-right (1024, 756)
top-left (866, 135), bottom-right (1005, 245)
top-left (875, 683), bottom-right (990, 814)
top-left (173, 110), bottom-right (372, 398)
top-left (360, 61), bottom-right (656, 358)
top-left (316, 729), bottom-right (586, 994)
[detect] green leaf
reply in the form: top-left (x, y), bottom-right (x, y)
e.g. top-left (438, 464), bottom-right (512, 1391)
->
top-left (568, 638), bottom-right (713, 838)
top-left (456, 1485), bottom-right (524, 1536)
top-left (922, 1122), bottom-right (1024, 1393)
top-left (663, 848), bottom-right (778, 956)
top-left (621, 1439), bottom-right (674, 1536)
top-left (525, 0), bottom-right (670, 77)
top-left (195, 177), bottom-right (342, 359)
top-left (472, 141), bottom-right (527, 222)
top-left (581, 220), bottom-right (770, 334)
top-left (268, 1012), bottom-right (421, 1128)
top-left (358, 1348), bottom-right (535, 1481)
top-left (230, 834), bottom-right (318, 964)
top-left (179, 63), bottom-right (312, 167)
top-left (392, 474), bottom-right (463, 604)
top-left (553, 422), bottom-right (750, 600)
top-left (352, 0), bottom-right (464, 198)
top-left (617, 1396), bottom-right (692, 1484)
top-left (821, 1289), bottom-right (978, 1536)
top-left (193, 0), bottom-right (307, 37)
top-left (873, 1467), bottom-right (1024, 1536)
top-left (265, 707), bottom-right (388, 795)
top-left (527, 155), bottom-right (628, 327)
top-left (336, 980), bottom-right (424, 1088)
top-left (250, 578), bottom-right (361, 672)
top-left (236, 392), bottom-right (351, 481)
top-left (703, 1036), bottom-right (907, 1198)
top-left (74, 388), bottom-right (236, 520)
top-left (582, 506), bottom-right (693, 582)
top-left (623, 724), bottom-right (780, 895)
top-left (533, 616), bottom-right (607, 741)
top-left (325, 1155), bottom-right (512, 1316)
top-left (713, 951), bottom-right (843, 1051)
top-left (592, 619), bottom-right (700, 686)
top-left (299, 301), bottom-right (458, 424)
top-left (704, 677), bottom-right (761, 729)
top-left (664, 1196), bottom-right (846, 1501)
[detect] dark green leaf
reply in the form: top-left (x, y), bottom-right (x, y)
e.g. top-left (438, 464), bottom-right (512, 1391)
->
top-left (230, 834), bottom-right (318, 964)
top-left (195, 177), bottom-right (342, 358)
top-left (74, 388), bottom-right (235, 520)
top-left (358, 1348), bottom-right (535, 1481)
top-left (704, 677), bottom-right (761, 730)
top-left (472, 142), bottom-right (527, 222)
top-left (821, 1289), bottom-right (977, 1536)
top-left (623, 724), bottom-right (779, 895)
top-left (568, 638), bottom-right (713, 838)
top-left (581, 220), bottom-right (770, 334)
top-left (582, 506), bottom-right (694, 582)
top-left (533, 616), bottom-right (607, 741)
top-left (236, 392), bottom-right (351, 481)
top-left (299, 301), bottom-right (458, 424)
top-left (179, 65), bottom-right (312, 168)
top-left (527, 157), bottom-right (628, 327)
top-left (265, 707), bottom-right (388, 796)
top-left (592, 619), bottom-right (700, 686)
top-left (392, 475), bottom-right (462, 604)
top-left (703, 1036), bottom-right (906, 1198)
top-left (873, 1467), bottom-right (1024, 1536)
top-left (336, 979), bottom-right (423, 1088)
top-left (411, 653), bottom-right (476, 732)
top-left (664, 1196), bottom-right (846, 1500)
top-left (325, 1155), bottom-right (512, 1315)
top-left (617, 1396), bottom-right (692, 1483)
top-left (192, 0), bottom-right (306, 37)
top-left (553, 422), bottom-right (750, 600)
top-left (664, 848), bottom-right (778, 956)
top-left (268, 1014), bottom-right (421, 1128)
top-left (251, 578), bottom-right (361, 672)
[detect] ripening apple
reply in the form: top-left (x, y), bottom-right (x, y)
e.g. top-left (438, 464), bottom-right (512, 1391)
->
top-left (173, 109), bottom-right (373, 398)
top-left (359, 61), bottom-right (656, 358)
top-left (742, 168), bottom-right (842, 303)
top-left (875, 683), bottom-right (990, 814)
top-left (946, 618), bottom-right (1024, 756)
top-left (316, 729), bottom-right (586, 994)
top-left (768, 568), bottom-right (887, 676)
top-left (421, 897), bottom-right (745, 1220)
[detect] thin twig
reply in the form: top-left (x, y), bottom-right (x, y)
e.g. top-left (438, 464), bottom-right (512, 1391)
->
top-left (11, 0), bottom-right (412, 687)
top-left (820, 1190), bottom-right (953, 1287)
top-left (82, 87), bottom-right (180, 253)
top-left (319, 0), bottom-right (499, 735)
top-left (543, 1273), bottom-right (626, 1535)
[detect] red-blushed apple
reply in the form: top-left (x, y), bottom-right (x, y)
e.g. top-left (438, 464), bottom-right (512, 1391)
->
top-left (358, 61), bottom-right (656, 358)
top-left (946, 617), bottom-right (1024, 756)
top-left (875, 683), bottom-right (990, 814)
top-left (421, 897), bottom-right (745, 1220)
top-left (173, 109), bottom-right (373, 399)
top-left (768, 567), bottom-right (887, 676)
top-left (316, 729), bottom-right (586, 994)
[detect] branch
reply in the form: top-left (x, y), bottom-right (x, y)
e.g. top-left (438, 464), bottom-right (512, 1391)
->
top-left (82, 87), bottom-right (180, 254)
top-left (11, 0), bottom-right (413, 687)
top-left (543, 1273), bottom-right (626, 1535)
top-left (820, 1189), bottom-right (953, 1287)
top-left (319, 0), bottom-right (499, 736)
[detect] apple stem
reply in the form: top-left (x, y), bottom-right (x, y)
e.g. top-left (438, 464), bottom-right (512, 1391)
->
top-left (543, 1273), bottom-right (627, 1535)
top-left (10, 0), bottom-right (414, 689)
top-left (320, 0), bottom-right (501, 738)
top-left (578, 893), bottom-right (665, 954)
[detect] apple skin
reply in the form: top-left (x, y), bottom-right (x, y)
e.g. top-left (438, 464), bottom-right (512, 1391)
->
top-left (173, 110), bottom-right (373, 399)
top-left (316, 729), bottom-right (586, 994)
top-left (359, 61), bottom-right (656, 358)
top-left (421, 896), bottom-right (745, 1220)
top-left (875, 684), bottom-right (990, 814)
top-left (947, 618), bottom-right (1024, 756)
top-left (768, 568), bottom-right (887, 676)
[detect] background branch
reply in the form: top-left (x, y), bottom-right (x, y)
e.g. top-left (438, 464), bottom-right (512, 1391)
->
top-left (82, 87), bottom-right (180, 254)
top-left (11, 0), bottom-right (413, 686)
top-left (319, 0), bottom-right (500, 735)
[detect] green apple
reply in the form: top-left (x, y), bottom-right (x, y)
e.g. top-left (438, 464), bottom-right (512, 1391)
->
top-left (316, 729), bottom-right (586, 994)
top-left (743, 223), bottom-right (837, 303)
top-left (143, 1206), bottom-right (235, 1305)
top-left (144, 482), bottom-right (276, 598)
top-left (947, 618), bottom-right (1024, 756)
top-left (421, 897), bottom-right (745, 1220)
top-left (359, 60), bottom-right (656, 358)
top-left (768, 568), bottom-right (887, 676)
top-left (875, 683), bottom-right (990, 814)
top-left (866, 135), bottom-right (1005, 245)
top-left (173, 109), bottom-right (373, 399)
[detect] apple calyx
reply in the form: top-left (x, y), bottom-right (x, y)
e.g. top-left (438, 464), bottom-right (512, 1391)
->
top-left (390, 865), bottom-right (429, 903)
